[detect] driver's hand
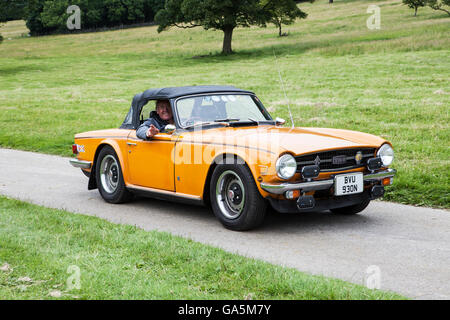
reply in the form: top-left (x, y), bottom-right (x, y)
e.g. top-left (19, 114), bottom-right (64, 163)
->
top-left (146, 124), bottom-right (159, 138)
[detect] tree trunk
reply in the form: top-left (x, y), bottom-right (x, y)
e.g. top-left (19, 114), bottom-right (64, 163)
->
top-left (222, 26), bottom-right (234, 55)
top-left (278, 23), bottom-right (282, 37)
top-left (414, 6), bottom-right (418, 16)
top-left (437, 8), bottom-right (450, 15)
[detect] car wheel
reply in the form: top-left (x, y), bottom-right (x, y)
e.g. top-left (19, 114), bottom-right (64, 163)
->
top-left (330, 198), bottom-right (370, 215)
top-left (210, 163), bottom-right (267, 231)
top-left (96, 146), bottom-right (133, 204)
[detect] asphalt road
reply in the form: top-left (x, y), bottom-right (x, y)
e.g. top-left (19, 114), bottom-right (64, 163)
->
top-left (0, 148), bottom-right (449, 299)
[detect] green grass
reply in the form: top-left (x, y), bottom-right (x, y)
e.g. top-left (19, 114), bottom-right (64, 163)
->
top-left (0, 196), bottom-right (405, 299)
top-left (0, 0), bottom-right (449, 208)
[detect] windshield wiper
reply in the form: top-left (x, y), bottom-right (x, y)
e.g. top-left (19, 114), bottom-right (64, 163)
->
top-left (184, 121), bottom-right (229, 130)
top-left (226, 117), bottom-right (260, 127)
top-left (214, 118), bottom-right (240, 122)
top-left (247, 117), bottom-right (259, 125)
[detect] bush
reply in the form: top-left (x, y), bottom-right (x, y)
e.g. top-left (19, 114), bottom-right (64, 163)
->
top-left (25, 0), bottom-right (165, 35)
top-left (0, 0), bottom-right (27, 22)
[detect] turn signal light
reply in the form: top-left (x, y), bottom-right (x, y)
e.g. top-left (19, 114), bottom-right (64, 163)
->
top-left (285, 190), bottom-right (300, 199)
top-left (382, 177), bottom-right (393, 186)
top-left (72, 144), bottom-right (78, 155)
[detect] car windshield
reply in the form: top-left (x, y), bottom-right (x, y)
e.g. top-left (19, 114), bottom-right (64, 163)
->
top-left (175, 94), bottom-right (269, 128)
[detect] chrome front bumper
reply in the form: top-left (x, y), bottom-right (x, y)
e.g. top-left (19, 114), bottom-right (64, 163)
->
top-left (260, 168), bottom-right (396, 195)
top-left (69, 159), bottom-right (92, 169)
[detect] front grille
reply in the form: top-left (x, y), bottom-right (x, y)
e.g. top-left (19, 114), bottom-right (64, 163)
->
top-left (295, 148), bottom-right (376, 172)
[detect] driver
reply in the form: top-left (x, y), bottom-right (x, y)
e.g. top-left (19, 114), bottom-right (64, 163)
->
top-left (136, 99), bottom-right (174, 140)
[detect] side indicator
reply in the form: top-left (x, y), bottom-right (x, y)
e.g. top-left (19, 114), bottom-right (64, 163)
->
top-left (72, 144), bottom-right (85, 154)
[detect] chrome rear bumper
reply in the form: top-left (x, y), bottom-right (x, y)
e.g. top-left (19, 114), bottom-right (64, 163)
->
top-left (260, 168), bottom-right (396, 195)
top-left (69, 159), bottom-right (92, 169)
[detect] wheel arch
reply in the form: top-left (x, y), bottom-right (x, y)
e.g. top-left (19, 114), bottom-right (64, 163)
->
top-left (202, 153), bottom-right (260, 205)
top-left (88, 140), bottom-right (126, 190)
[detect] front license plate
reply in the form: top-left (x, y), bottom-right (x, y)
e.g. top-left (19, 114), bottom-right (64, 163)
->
top-left (334, 173), bottom-right (363, 196)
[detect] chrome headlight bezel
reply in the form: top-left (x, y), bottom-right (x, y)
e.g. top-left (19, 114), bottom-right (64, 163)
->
top-left (377, 144), bottom-right (394, 167)
top-left (276, 154), bottom-right (297, 180)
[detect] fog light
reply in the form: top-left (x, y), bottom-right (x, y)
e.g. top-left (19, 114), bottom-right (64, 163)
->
top-left (371, 185), bottom-right (385, 199)
top-left (301, 165), bottom-right (320, 180)
top-left (367, 157), bottom-right (382, 171)
top-left (285, 190), bottom-right (300, 199)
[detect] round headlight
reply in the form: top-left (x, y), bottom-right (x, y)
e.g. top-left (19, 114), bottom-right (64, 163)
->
top-left (377, 144), bottom-right (394, 166)
top-left (276, 154), bottom-right (297, 180)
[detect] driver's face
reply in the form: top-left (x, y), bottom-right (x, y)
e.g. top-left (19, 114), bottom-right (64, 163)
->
top-left (156, 101), bottom-right (173, 121)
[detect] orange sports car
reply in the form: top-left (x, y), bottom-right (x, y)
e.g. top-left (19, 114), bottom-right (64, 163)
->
top-left (70, 86), bottom-right (396, 231)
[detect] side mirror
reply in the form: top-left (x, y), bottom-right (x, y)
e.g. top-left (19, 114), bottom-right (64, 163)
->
top-left (164, 124), bottom-right (176, 134)
top-left (275, 117), bottom-right (286, 126)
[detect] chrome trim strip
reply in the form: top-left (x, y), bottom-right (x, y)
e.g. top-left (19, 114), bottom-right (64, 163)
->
top-left (69, 159), bottom-right (92, 169)
top-left (260, 169), bottom-right (396, 195)
top-left (363, 168), bottom-right (396, 181)
top-left (260, 180), bottom-right (333, 194)
top-left (126, 184), bottom-right (202, 201)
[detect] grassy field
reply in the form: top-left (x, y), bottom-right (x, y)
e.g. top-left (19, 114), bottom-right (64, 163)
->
top-left (0, 196), bottom-right (405, 299)
top-left (0, 0), bottom-right (449, 208)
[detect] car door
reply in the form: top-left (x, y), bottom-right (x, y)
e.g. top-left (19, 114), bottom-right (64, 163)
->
top-left (126, 130), bottom-right (176, 191)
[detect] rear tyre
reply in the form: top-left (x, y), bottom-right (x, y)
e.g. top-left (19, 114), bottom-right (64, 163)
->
top-left (330, 199), bottom-right (370, 215)
top-left (96, 146), bottom-right (133, 204)
top-left (210, 162), bottom-right (267, 231)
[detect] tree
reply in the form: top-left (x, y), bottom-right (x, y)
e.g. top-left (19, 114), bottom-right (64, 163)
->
top-left (25, 0), bottom-right (47, 35)
top-left (263, 0), bottom-right (310, 36)
top-left (426, 0), bottom-right (450, 15)
top-left (403, 0), bottom-right (426, 16)
top-left (155, 0), bottom-right (270, 54)
top-left (0, 0), bottom-right (26, 21)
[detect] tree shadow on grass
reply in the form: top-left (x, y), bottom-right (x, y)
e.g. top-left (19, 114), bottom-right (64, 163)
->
top-left (183, 30), bottom-right (400, 65)
top-left (185, 39), bottom-right (329, 65)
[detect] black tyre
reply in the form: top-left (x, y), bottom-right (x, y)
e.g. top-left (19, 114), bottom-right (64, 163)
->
top-left (210, 163), bottom-right (267, 231)
top-left (95, 146), bottom-right (133, 204)
top-left (330, 198), bottom-right (370, 215)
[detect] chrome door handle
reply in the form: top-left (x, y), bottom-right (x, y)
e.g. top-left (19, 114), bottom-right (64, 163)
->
top-left (127, 142), bottom-right (137, 146)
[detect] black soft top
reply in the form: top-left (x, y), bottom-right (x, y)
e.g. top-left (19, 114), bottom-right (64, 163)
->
top-left (140, 85), bottom-right (253, 100)
top-left (120, 85), bottom-right (255, 129)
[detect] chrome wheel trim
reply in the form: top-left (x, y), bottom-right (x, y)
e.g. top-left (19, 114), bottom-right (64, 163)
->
top-left (100, 155), bottom-right (119, 194)
top-left (216, 170), bottom-right (245, 220)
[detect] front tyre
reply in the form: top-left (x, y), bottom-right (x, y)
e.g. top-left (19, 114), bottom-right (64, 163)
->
top-left (210, 163), bottom-right (267, 231)
top-left (96, 146), bottom-right (133, 204)
top-left (330, 198), bottom-right (370, 215)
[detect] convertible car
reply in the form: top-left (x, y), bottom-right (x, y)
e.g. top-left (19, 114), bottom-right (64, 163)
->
top-left (70, 85), bottom-right (396, 231)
